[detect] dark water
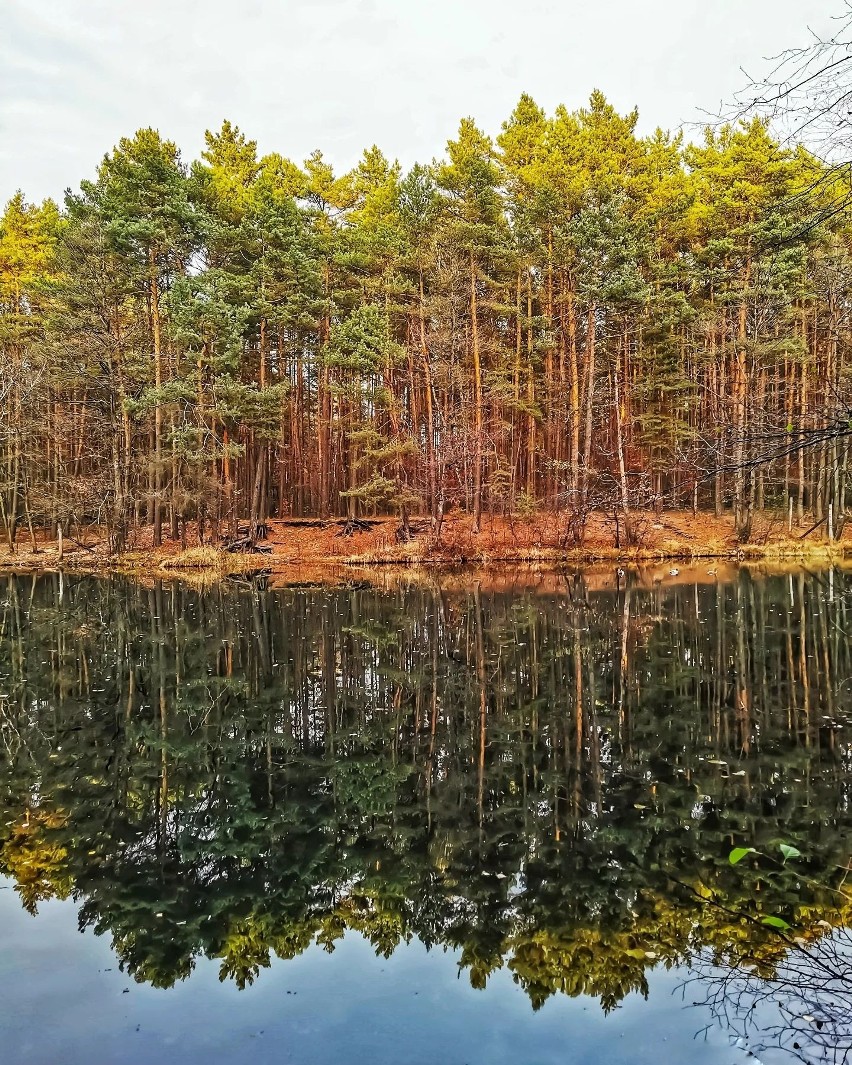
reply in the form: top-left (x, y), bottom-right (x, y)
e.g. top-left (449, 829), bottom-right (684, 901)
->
top-left (0, 568), bottom-right (850, 1065)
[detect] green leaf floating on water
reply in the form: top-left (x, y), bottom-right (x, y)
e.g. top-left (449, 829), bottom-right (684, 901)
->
top-left (761, 915), bottom-right (791, 930)
top-left (729, 847), bottom-right (756, 865)
top-left (779, 843), bottom-right (802, 862)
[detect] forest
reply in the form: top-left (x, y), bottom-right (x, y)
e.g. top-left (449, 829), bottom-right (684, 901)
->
top-left (2, 93), bottom-right (852, 550)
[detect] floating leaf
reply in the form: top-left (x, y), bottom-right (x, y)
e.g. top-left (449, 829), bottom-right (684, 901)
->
top-left (779, 844), bottom-right (802, 862)
top-left (761, 915), bottom-right (791, 930)
top-left (729, 847), bottom-right (756, 865)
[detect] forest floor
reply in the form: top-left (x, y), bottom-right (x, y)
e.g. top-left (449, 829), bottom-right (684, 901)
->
top-left (0, 510), bottom-right (849, 584)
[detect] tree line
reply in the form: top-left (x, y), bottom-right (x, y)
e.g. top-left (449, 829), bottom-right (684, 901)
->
top-left (2, 94), bottom-right (852, 549)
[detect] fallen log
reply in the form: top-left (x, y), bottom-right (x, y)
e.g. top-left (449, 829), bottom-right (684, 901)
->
top-left (273, 517), bottom-right (384, 531)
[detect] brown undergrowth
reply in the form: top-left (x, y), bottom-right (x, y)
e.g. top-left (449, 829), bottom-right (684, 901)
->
top-left (1, 510), bottom-right (849, 581)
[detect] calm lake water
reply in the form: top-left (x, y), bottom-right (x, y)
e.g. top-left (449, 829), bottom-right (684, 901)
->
top-left (0, 567), bottom-right (850, 1065)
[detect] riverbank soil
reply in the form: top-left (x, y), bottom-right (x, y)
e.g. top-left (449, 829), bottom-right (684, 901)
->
top-left (0, 510), bottom-right (848, 575)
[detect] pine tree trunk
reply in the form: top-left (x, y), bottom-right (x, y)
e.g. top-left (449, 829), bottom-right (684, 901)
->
top-left (419, 272), bottom-right (438, 521)
top-left (581, 304), bottom-right (597, 508)
top-left (150, 254), bottom-right (163, 547)
top-left (470, 252), bottom-right (483, 533)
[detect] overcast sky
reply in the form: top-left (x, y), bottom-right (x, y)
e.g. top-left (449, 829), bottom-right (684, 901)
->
top-left (0, 0), bottom-right (841, 205)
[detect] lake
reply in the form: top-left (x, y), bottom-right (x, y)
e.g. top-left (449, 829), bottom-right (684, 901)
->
top-left (0, 567), bottom-right (850, 1065)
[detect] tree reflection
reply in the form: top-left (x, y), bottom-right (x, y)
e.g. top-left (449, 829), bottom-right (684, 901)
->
top-left (0, 568), bottom-right (849, 1029)
top-left (687, 925), bottom-right (852, 1064)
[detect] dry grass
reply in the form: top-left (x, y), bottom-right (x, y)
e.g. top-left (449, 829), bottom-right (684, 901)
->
top-left (1, 509), bottom-right (850, 580)
top-left (159, 545), bottom-right (226, 571)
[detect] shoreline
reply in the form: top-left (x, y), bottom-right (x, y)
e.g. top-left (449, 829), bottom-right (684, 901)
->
top-left (1, 512), bottom-right (849, 584)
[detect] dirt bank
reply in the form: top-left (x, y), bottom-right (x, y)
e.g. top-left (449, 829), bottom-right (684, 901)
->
top-left (1, 511), bottom-right (849, 581)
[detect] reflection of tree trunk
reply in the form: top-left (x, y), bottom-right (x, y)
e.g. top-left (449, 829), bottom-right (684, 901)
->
top-left (734, 575), bottom-right (751, 755)
top-left (798, 572), bottom-right (810, 741)
top-left (588, 646), bottom-right (602, 819)
top-left (251, 593), bottom-right (271, 680)
top-left (425, 596), bottom-right (440, 830)
top-left (473, 585), bottom-right (487, 828)
top-left (617, 585), bottom-right (631, 734)
top-left (149, 585), bottom-right (168, 854)
top-left (784, 574), bottom-right (796, 735)
top-left (815, 581), bottom-right (834, 723)
top-left (572, 612), bottom-right (583, 820)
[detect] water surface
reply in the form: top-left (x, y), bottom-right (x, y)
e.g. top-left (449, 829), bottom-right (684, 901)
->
top-left (1, 568), bottom-right (850, 1064)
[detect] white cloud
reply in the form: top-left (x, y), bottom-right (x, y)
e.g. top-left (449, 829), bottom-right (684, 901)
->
top-left (0, 0), bottom-right (840, 205)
